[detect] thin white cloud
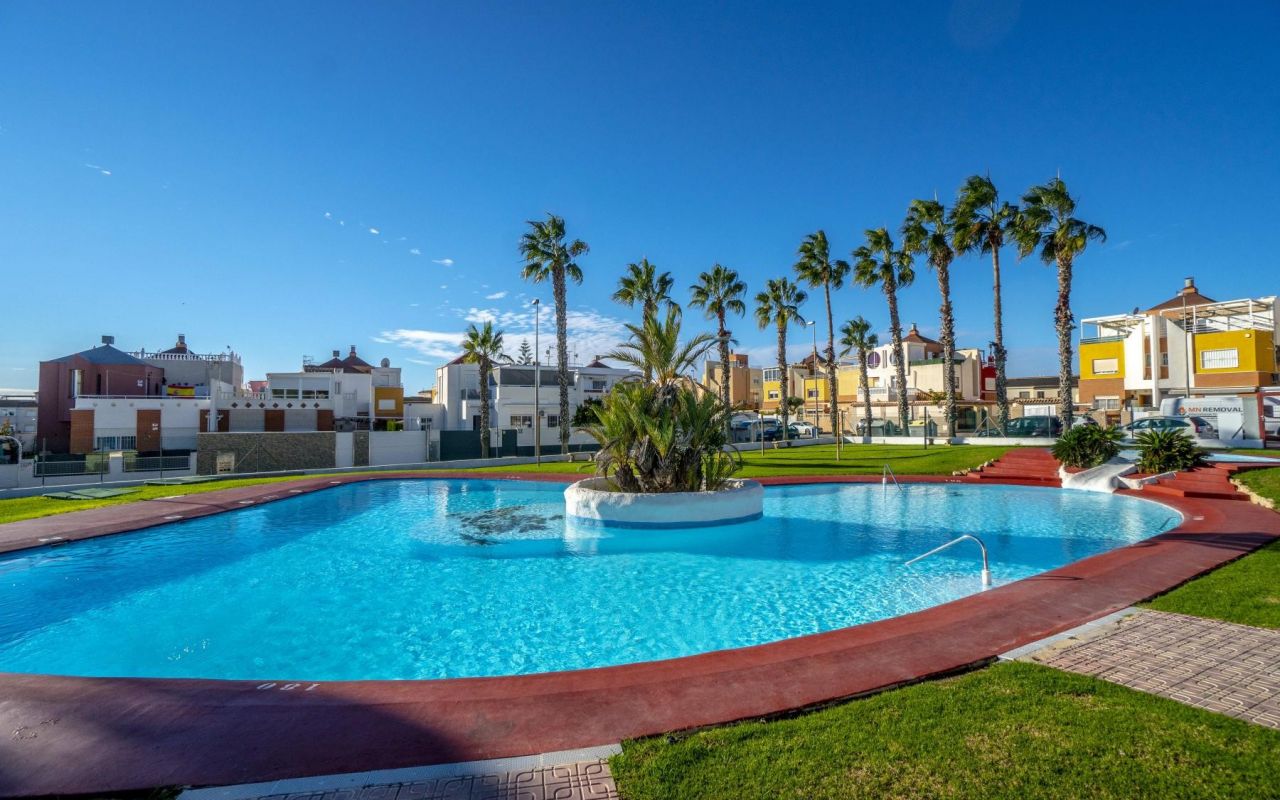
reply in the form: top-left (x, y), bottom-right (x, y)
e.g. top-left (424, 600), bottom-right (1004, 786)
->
top-left (409, 248), bottom-right (422, 256)
top-left (440, 284), bottom-right (448, 289)
top-left (84, 163), bottom-right (111, 176)
top-left (432, 258), bottom-right (455, 267)
top-left (375, 329), bottom-right (466, 361)
top-left (323, 211), bottom-right (332, 219)
top-left (485, 291), bottom-right (508, 300)
top-left (368, 227), bottom-right (380, 235)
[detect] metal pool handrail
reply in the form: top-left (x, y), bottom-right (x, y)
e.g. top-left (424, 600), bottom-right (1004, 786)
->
top-left (882, 464), bottom-right (902, 490)
top-left (905, 534), bottom-right (992, 589)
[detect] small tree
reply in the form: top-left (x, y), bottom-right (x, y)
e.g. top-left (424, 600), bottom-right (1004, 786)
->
top-left (1052, 425), bottom-right (1124, 469)
top-left (571, 397), bottom-right (603, 428)
top-left (1135, 430), bottom-right (1207, 474)
top-left (516, 338), bottom-right (534, 365)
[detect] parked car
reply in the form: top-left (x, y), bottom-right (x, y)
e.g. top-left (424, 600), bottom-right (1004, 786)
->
top-left (976, 416), bottom-right (1063, 438)
top-left (787, 422), bottom-right (817, 438)
top-left (1115, 416), bottom-right (1216, 442)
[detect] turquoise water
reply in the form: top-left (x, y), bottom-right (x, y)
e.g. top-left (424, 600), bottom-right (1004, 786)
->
top-left (0, 480), bottom-right (1178, 681)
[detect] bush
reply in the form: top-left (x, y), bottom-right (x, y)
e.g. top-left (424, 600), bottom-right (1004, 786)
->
top-left (1051, 425), bottom-right (1124, 469)
top-left (1135, 429), bottom-right (1207, 474)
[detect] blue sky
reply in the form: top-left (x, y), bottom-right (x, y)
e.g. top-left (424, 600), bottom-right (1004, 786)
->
top-left (2, 1), bottom-right (1277, 392)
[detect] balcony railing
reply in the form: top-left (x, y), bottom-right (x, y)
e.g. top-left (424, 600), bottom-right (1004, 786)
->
top-left (130, 350), bottom-right (242, 364)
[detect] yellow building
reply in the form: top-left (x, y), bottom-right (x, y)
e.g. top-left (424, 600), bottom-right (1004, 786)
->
top-left (1079, 278), bottom-right (1278, 421)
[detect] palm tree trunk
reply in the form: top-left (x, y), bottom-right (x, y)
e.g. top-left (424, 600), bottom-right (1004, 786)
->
top-left (886, 282), bottom-right (909, 432)
top-left (478, 359), bottom-right (491, 459)
top-left (937, 259), bottom-right (957, 439)
top-left (860, 351), bottom-right (872, 440)
top-left (992, 247), bottom-right (1009, 434)
top-left (554, 267), bottom-right (571, 453)
top-left (641, 300), bottom-right (654, 384)
top-left (824, 283), bottom-right (838, 438)
top-left (777, 323), bottom-right (789, 441)
top-left (1056, 256), bottom-right (1075, 425)
top-left (718, 310), bottom-right (732, 441)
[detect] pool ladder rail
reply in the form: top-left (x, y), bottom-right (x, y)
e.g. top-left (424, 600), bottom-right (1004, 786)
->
top-left (904, 534), bottom-right (992, 589)
top-left (882, 464), bottom-right (903, 490)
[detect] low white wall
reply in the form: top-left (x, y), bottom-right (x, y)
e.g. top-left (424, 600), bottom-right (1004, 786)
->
top-left (564, 477), bottom-right (763, 528)
top-left (0, 454), bottom-right (197, 494)
top-left (369, 430), bottom-right (428, 466)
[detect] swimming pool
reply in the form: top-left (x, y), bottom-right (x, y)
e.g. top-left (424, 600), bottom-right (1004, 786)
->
top-left (0, 479), bottom-right (1178, 681)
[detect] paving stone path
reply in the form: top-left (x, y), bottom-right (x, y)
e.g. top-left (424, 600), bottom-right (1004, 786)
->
top-left (226, 760), bottom-right (618, 800)
top-left (1025, 609), bottom-right (1280, 729)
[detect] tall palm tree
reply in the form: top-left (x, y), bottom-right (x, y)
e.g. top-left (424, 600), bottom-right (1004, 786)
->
top-left (519, 213), bottom-right (589, 453)
top-left (460, 321), bottom-right (509, 459)
top-left (853, 229), bottom-right (914, 432)
top-left (839, 316), bottom-right (879, 437)
top-left (754, 277), bottom-right (808, 442)
top-left (613, 257), bottom-right (675, 382)
top-left (1014, 177), bottom-right (1106, 425)
top-left (689, 264), bottom-right (747, 438)
top-left (902, 199), bottom-right (958, 439)
top-left (951, 175), bottom-right (1019, 434)
top-left (794, 230), bottom-right (851, 439)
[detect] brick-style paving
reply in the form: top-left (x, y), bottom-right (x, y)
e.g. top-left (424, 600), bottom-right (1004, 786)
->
top-left (236, 760), bottom-right (617, 800)
top-left (1026, 609), bottom-right (1280, 728)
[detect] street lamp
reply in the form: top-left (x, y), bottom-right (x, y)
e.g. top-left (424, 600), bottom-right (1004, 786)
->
top-left (807, 320), bottom-right (818, 435)
top-left (532, 298), bottom-right (541, 465)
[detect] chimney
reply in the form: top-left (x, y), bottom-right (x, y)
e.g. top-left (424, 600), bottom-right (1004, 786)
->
top-left (909, 322), bottom-right (919, 334)
top-left (1181, 277), bottom-right (1196, 295)
top-left (332, 350), bottom-right (340, 358)
top-left (101, 335), bottom-right (115, 345)
top-left (349, 345), bottom-right (357, 356)
top-left (177, 334), bottom-right (186, 346)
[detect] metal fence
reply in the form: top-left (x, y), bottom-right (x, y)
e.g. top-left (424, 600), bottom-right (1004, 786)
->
top-left (33, 458), bottom-right (109, 477)
top-left (124, 455), bottom-right (192, 473)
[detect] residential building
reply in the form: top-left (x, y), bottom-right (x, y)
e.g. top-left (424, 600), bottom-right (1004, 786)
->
top-left (134, 334), bottom-right (244, 396)
top-left (0, 391), bottom-right (38, 454)
top-left (37, 336), bottom-right (166, 453)
top-left (434, 357), bottom-right (636, 448)
top-left (1078, 278), bottom-right (1279, 420)
top-left (760, 364), bottom-right (815, 415)
top-left (1006, 376), bottom-right (1080, 419)
top-left (701, 353), bottom-right (764, 410)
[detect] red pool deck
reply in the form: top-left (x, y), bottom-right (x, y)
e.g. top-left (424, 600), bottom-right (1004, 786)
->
top-left (0, 467), bottom-right (1277, 797)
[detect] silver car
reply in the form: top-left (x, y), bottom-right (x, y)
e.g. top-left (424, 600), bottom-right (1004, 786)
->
top-left (1116, 416), bottom-right (1217, 442)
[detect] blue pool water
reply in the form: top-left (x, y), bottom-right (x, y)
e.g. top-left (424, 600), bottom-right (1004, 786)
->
top-left (0, 480), bottom-right (1178, 681)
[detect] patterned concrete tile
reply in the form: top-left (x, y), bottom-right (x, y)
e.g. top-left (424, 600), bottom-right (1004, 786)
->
top-left (236, 762), bottom-right (618, 800)
top-left (1026, 609), bottom-right (1280, 729)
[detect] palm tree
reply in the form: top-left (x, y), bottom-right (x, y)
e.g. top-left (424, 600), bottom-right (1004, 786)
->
top-left (605, 306), bottom-right (718, 390)
top-left (902, 199), bottom-right (958, 439)
top-left (613, 258), bottom-right (676, 382)
top-left (951, 175), bottom-right (1019, 434)
top-left (1014, 177), bottom-right (1106, 425)
top-left (689, 264), bottom-right (747, 438)
top-left (839, 316), bottom-right (879, 437)
top-left (519, 213), bottom-right (589, 453)
top-left (852, 229), bottom-right (914, 432)
top-left (460, 321), bottom-right (509, 459)
top-left (754, 277), bottom-right (808, 442)
top-left (794, 230), bottom-right (851, 440)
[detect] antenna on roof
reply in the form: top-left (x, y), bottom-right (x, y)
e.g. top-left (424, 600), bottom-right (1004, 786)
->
top-left (101, 335), bottom-right (114, 345)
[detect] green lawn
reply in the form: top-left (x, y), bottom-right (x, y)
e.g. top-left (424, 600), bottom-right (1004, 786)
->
top-left (466, 443), bottom-right (1013, 479)
top-left (0, 444), bottom-right (1012, 526)
top-left (610, 662), bottom-right (1280, 800)
top-left (1138, 465), bottom-right (1280, 628)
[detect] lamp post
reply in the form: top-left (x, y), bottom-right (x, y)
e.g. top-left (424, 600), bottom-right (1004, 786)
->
top-left (532, 298), bottom-right (541, 465)
top-left (807, 320), bottom-right (818, 435)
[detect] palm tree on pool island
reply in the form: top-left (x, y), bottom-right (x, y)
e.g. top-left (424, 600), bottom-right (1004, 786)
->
top-left (689, 264), bottom-right (747, 440)
top-left (902, 198), bottom-right (958, 439)
top-left (519, 213), bottom-right (589, 454)
top-left (1014, 176), bottom-right (1106, 426)
top-left (754, 277), bottom-right (808, 442)
top-left (460, 321), bottom-right (509, 459)
top-left (839, 316), bottom-right (879, 437)
top-left (794, 230), bottom-right (851, 439)
top-left (853, 228), bottom-right (914, 434)
top-left (613, 257), bottom-right (676, 382)
top-left (951, 175), bottom-right (1019, 435)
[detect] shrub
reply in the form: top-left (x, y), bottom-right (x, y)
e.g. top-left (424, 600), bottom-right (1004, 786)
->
top-left (1051, 425), bottom-right (1124, 469)
top-left (1135, 429), bottom-right (1207, 474)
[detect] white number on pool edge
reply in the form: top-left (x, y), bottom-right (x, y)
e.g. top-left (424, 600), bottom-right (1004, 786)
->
top-left (255, 682), bottom-right (320, 691)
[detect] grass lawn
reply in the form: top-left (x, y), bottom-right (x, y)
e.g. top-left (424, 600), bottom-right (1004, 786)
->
top-left (1224, 449), bottom-right (1280, 459)
top-left (610, 661), bottom-right (1280, 800)
top-left (1138, 466), bottom-right (1280, 628)
top-left (465, 443), bottom-right (1013, 479)
top-left (0, 444), bottom-right (1012, 526)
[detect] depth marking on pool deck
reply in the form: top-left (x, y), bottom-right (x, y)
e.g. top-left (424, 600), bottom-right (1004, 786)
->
top-left (180, 744), bottom-right (622, 800)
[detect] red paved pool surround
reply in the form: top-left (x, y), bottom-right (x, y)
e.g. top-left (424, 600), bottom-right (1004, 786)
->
top-left (1, 467), bottom-right (1277, 797)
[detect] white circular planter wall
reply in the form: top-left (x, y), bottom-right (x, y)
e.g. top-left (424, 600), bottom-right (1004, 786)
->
top-left (564, 477), bottom-right (764, 528)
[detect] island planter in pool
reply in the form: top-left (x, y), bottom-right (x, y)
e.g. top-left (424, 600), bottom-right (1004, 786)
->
top-left (564, 476), bottom-right (764, 528)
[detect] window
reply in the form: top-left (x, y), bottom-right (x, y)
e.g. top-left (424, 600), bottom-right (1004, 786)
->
top-left (547, 415), bottom-right (559, 428)
top-left (1018, 390), bottom-right (1031, 398)
top-left (806, 389), bottom-right (818, 398)
top-left (1161, 353), bottom-right (1169, 367)
top-left (509, 415), bottom-right (533, 428)
top-left (94, 435), bottom-right (136, 450)
top-left (866, 352), bottom-right (881, 369)
top-left (377, 398), bottom-right (396, 411)
top-left (1035, 391), bottom-right (1045, 399)
top-left (591, 379), bottom-right (607, 391)
top-left (1094, 397), bottom-right (1121, 411)
top-left (767, 390), bottom-right (780, 400)
top-left (1091, 358), bottom-right (1119, 375)
top-left (1200, 348), bottom-right (1239, 370)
